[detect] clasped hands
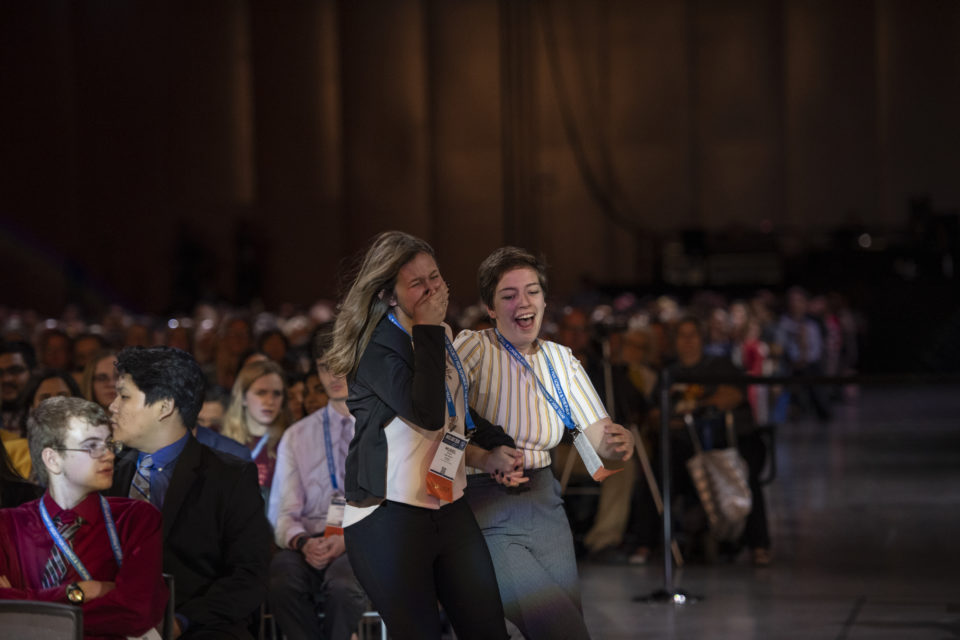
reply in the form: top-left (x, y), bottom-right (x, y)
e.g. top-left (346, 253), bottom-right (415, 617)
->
top-left (300, 534), bottom-right (346, 570)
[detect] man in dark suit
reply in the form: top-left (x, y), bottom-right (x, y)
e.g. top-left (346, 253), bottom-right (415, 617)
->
top-left (106, 346), bottom-right (271, 639)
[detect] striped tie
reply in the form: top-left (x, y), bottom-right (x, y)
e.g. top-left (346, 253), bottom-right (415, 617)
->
top-left (129, 454), bottom-right (153, 502)
top-left (41, 514), bottom-right (84, 588)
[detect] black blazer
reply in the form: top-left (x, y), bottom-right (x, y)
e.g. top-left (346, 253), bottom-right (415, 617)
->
top-left (108, 435), bottom-right (272, 633)
top-left (346, 318), bottom-right (514, 502)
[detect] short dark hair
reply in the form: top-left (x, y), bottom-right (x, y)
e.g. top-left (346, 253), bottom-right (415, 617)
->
top-left (28, 396), bottom-right (110, 486)
top-left (115, 346), bottom-right (206, 429)
top-left (0, 341), bottom-right (37, 370)
top-left (477, 246), bottom-right (548, 309)
top-left (676, 315), bottom-right (705, 336)
top-left (22, 369), bottom-right (83, 411)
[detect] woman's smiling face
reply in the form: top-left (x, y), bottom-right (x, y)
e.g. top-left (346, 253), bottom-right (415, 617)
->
top-left (486, 267), bottom-right (545, 354)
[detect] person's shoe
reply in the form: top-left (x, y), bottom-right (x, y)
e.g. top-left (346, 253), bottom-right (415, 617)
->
top-left (627, 546), bottom-right (651, 565)
top-left (752, 547), bottom-right (773, 566)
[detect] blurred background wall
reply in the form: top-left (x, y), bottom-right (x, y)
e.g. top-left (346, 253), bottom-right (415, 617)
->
top-left (1, 1), bottom-right (958, 338)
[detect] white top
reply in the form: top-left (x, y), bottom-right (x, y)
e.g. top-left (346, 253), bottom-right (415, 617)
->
top-left (344, 324), bottom-right (468, 527)
top-left (454, 328), bottom-right (608, 471)
top-left (268, 403), bottom-right (354, 547)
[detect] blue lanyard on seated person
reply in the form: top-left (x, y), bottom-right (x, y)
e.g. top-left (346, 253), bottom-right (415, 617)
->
top-left (322, 407), bottom-right (339, 491)
top-left (39, 494), bottom-right (123, 580)
top-left (386, 313), bottom-right (476, 436)
top-left (494, 328), bottom-right (578, 433)
top-left (250, 432), bottom-right (270, 460)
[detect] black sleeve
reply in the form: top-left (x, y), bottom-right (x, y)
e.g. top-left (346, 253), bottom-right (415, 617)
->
top-left (356, 324), bottom-right (448, 431)
top-left (467, 407), bottom-right (517, 450)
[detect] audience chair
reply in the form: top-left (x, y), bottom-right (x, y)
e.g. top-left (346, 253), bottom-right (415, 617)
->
top-left (308, 603), bottom-right (387, 640)
top-left (0, 600), bottom-right (83, 639)
top-left (161, 573), bottom-right (176, 640)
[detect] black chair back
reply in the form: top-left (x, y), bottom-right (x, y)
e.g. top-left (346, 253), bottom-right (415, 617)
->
top-left (0, 600), bottom-right (82, 639)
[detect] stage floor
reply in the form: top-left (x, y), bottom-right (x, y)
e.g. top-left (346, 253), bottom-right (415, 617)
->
top-left (579, 385), bottom-right (960, 639)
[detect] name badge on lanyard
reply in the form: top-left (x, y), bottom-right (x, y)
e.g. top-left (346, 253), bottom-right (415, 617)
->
top-left (426, 431), bottom-right (468, 502)
top-left (321, 407), bottom-right (347, 536)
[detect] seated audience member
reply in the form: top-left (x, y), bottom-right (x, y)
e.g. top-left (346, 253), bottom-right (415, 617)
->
top-left (194, 388), bottom-right (251, 461)
top-left (285, 371), bottom-right (306, 424)
top-left (81, 351), bottom-right (119, 411)
top-left (215, 316), bottom-right (254, 391)
top-left (222, 360), bottom-right (289, 496)
top-left (301, 366), bottom-right (329, 417)
top-left (267, 343), bottom-right (365, 640)
top-left (257, 329), bottom-right (290, 366)
top-left (19, 370), bottom-right (84, 430)
top-left (72, 333), bottom-right (106, 385)
top-left (0, 397), bottom-right (167, 638)
top-left (553, 309), bottom-right (643, 559)
top-left (632, 316), bottom-right (771, 566)
top-left (0, 433), bottom-right (39, 508)
top-left (38, 328), bottom-right (73, 372)
top-left (107, 346), bottom-right (272, 639)
top-left (10, 371), bottom-right (85, 477)
top-left (776, 287), bottom-right (831, 422)
top-left (1, 341), bottom-right (36, 436)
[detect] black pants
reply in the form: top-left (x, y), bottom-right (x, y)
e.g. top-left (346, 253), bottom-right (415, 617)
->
top-left (267, 548), bottom-right (366, 640)
top-left (344, 499), bottom-right (508, 640)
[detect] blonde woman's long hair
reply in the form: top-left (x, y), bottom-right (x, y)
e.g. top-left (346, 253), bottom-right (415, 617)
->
top-left (327, 231), bottom-right (435, 378)
top-left (221, 359), bottom-right (290, 457)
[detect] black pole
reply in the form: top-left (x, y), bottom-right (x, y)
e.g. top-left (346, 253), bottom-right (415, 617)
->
top-left (659, 368), bottom-right (674, 593)
top-left (635, 368), bottom-right (699, 604)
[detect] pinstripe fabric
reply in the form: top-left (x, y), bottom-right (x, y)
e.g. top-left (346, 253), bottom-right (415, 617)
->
top-left (454, 328), bottom-right (608, 471)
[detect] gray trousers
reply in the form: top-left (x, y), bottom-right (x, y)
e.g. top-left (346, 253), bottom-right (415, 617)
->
top-left (267, 548), bottom-right (366, 640)
top-left (465, 468), bottom-right (591, 640)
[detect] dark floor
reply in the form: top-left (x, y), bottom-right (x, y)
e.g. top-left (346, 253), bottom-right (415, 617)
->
top-left (578, 385), bottom-right (960, 639)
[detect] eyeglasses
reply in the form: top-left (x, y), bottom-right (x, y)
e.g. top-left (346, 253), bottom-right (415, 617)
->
top-left (56, 439), bottom-right (124, 459)
top-left (0, 365), bottom-right (28, 377)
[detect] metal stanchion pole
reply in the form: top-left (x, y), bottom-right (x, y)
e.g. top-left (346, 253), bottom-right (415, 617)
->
top-left (635, 368), bottom-right (699, 604)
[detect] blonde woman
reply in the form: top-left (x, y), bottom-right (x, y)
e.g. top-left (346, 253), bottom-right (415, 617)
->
top-left (80, 350), bottom-right (118, 410)
top-left (327, 231), bottom-right (516, 640)
top-left (222, 360), bottom-right (289, 495)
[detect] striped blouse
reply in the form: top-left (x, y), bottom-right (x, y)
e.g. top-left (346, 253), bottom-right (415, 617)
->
top-left (454, 328), bottom-right (608, 471)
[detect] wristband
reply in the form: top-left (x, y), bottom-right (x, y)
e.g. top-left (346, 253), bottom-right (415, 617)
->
top-left (294, 535), bottom-right (308, 552)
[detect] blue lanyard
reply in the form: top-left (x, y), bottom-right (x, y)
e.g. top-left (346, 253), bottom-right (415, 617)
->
top-left (494, 329), bottom-right (577, 432)
top-left (387, 314), bottom-right (476, 435)
top-left (39, 494), bottom-right (123, 581)
top-left (250, 432), bottom-right (270, 460)
top-left (322, 407), bottom-right (339, 491)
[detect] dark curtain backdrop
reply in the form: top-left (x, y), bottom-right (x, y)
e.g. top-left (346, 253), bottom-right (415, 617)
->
top-left (1, 0), bottom-right (959, 314)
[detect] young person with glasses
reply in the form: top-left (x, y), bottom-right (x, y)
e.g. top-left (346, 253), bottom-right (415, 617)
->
top-left (0, 396), bottom-right (168, 638)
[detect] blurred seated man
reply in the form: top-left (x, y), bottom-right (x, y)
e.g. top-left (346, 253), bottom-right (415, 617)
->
top-left (553, 308), bottom-right (643, 559)
top-left (107, 346), bottom-right (272, 639)
top-left (631, 316), bottom-right (771, 566)
top-left (194, 387), bottom-right (250, 460)
top-left (1, 341), bottom-right (36, 437)
top-left (38, 328), bottom-right (73, 373)
top-left (0, 397), bottom-right (167, 638)
top-left (72, 333), bottom-right (107, 386)
top-left (267, 341), bottom-right (365, 640)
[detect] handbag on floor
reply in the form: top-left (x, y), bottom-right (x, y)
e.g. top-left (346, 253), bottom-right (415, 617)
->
top-left (684, 411), bottom-right (752, 542)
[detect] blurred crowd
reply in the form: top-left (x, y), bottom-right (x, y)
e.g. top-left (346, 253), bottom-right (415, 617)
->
top-left (0, 284), bottom-right (863, 566)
